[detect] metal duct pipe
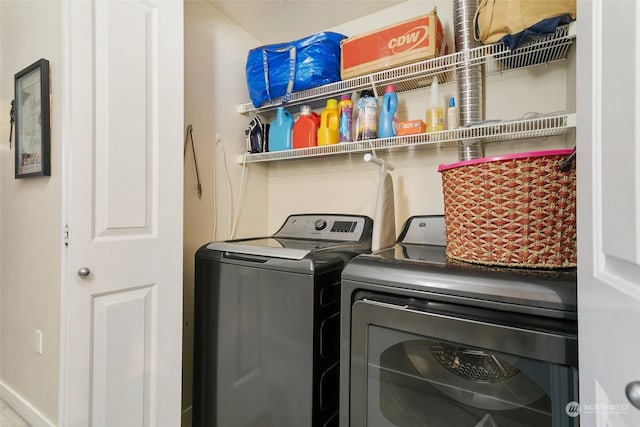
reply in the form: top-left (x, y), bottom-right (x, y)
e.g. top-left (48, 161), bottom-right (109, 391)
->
top-left (454, 0), bottom-right (480, 51)
top-left (453, 0), bottom-right (484, 160)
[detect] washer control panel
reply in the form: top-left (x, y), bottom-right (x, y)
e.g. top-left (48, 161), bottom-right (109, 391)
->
top-left (275, 214), bottom-right (368, 241)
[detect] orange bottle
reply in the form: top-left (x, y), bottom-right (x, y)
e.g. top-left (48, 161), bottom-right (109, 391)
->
top-left (292, 105), bottom-right (320, 149)
top-left (318, 99), bottom-right (340, 146)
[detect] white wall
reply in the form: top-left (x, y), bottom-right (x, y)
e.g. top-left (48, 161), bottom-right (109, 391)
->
top-left (0, 1), bottom-right (61, 424)
top-left (183, 0), bottom-right (268, 423)
top-left (263, 0), bottom-right (573, 231)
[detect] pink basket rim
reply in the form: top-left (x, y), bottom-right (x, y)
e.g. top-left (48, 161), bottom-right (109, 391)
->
top-left (437, 149), bottom-right (574, 172)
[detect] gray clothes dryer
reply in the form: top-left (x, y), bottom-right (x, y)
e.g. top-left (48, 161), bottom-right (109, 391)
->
top-left (340, 215), bottom-right (579, 427)
top-left (193, 214), bottom-right (373, 427)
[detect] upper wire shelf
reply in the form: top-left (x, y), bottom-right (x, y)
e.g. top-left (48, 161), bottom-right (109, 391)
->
top-left (237, 22), bottom-right (576, 115)
top-left (238, 113), bottom-right (576, 164)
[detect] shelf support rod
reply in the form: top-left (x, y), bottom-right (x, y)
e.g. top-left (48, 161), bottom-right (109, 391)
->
top-left (368, 75), bottom-right (379, 100)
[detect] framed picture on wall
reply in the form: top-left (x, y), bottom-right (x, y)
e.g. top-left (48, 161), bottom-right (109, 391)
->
top-left (14, 58), bottom-right (50, 178)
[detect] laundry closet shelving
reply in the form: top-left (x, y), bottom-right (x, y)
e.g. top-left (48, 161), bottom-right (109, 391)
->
top-left (236, 23), bottom-right (576, 164)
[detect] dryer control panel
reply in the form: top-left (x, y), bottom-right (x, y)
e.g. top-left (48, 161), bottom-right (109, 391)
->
top-left (275, 214), bottom-right (370, 242)
top-left (399, 215), bottom-right (446, 246)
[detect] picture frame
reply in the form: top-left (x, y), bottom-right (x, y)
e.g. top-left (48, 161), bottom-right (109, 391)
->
top-left (14, 58), bottom-right (50, 178)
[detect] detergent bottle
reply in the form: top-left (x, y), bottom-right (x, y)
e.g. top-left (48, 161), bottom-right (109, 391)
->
top-left (338, 94), bottom-right (353, 142)
top-left (378, 85), bottom-right (398, 138)
top-left (268, 107), bottom-right (293, 151)
top-left (356, 90), bottom-right (378, 140)
top-left (426, 76), bottom-right (444, 132)
top-left (292, 105), bottom-right (320, 149)
top-left (317, 99), bottom-right (340, 146)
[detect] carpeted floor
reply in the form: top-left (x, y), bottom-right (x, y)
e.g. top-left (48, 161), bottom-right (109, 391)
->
top-left (0, 399), bottom-right (30, 426)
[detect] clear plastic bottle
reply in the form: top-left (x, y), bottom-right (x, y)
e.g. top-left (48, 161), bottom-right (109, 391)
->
top-left (356, 90), bottom-right (378, 140)
top-left (426, 77), bottom-right (444, 132)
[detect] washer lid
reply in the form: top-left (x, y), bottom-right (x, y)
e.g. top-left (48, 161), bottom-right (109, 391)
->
top-left (206, 237), bottom-right (339, 260)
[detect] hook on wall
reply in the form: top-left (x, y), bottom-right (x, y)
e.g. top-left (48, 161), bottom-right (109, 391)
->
top-left (364, 152), bottom-right (394, 172)
top-left (184, 124), bottom-right (202, 199)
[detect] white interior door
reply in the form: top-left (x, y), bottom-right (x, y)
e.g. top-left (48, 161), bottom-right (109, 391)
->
top-left (577, 0), bottom-right (640, 425)
top-left (60, 1), bottom-right (183, 426)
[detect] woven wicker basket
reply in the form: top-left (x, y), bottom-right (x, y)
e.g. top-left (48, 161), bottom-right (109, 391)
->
top-left (438, 149), bottom-right (576, 268)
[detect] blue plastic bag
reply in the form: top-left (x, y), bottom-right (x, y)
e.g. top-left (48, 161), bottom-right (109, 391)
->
top-left (245, 32), bottom-right (347, 108)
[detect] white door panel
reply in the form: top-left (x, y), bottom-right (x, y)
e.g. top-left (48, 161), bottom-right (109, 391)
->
top-left (94, 0), bottom-right (155, 233)
top-left (598, 0), bottom-right (640, 265)
top-left (578, 0), bottom-right (640, 425)
top-left (91, 286), bottom-right (156, 427)
top-left (61, 1), bottom-right (183, 426)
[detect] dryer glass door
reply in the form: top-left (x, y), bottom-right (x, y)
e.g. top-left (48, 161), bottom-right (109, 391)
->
top-left (349, 298), bottom-right (579, 427)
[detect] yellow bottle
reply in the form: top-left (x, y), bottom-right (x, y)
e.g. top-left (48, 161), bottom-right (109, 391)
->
top-left (426, 77), bottom-right (444, 132)
top-left (318, 99), bottom-right (340, 146)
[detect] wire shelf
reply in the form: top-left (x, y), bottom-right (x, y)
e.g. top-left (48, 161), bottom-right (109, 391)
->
top-left (237, 23), bottom-right (576, 115)
top-left (238, 113), bottom-right (575, 164)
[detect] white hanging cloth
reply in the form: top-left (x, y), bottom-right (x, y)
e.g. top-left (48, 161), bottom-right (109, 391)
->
top-left (365, 153), bottom-right (396, 252)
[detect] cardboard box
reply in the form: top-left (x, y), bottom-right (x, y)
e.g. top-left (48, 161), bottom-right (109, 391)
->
top-left (397, 119), bottom-right (426, 135)
top-left (340, 10), bottom-right (448, 80)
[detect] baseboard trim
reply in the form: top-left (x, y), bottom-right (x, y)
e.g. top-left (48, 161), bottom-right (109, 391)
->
top-left (182, 405), bottom-right (192, 427)
top-left (0, 381), bottom-right (56, 427)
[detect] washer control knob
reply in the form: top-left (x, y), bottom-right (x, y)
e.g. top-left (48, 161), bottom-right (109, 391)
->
top-left (314, 219), bottom-right (327, 231)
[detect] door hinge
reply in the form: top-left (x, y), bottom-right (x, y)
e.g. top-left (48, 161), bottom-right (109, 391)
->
top-left (64, 224), bottom-right (69, 246)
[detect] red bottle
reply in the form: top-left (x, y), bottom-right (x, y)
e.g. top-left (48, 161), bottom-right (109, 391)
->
top-left (293, 105), bottom-right (320, 149)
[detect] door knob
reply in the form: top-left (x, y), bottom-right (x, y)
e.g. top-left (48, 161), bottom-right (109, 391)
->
top-left (77, 267), bottom-right (91, 277)
top-left (625, 381), bottom-right (640, 409)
